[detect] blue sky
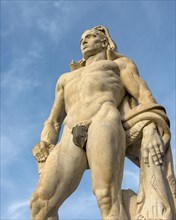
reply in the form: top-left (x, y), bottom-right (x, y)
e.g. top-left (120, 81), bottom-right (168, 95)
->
top-left (1, 1), bottom-right (175, 219)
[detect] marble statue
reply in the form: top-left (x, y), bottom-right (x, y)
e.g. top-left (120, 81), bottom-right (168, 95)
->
top-left (30, 26), bottom-right (176, 220)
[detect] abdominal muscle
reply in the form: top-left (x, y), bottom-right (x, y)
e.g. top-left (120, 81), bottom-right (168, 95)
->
top-left (64, 95), bottom-right (125, 129)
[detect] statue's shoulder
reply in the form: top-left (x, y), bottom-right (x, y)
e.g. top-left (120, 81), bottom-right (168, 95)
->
top-left (56, 72), bottom-right (70, 89)
top-left (114, 56), bottom-right (135, 67)
top-left (114, 56), bottom-right (138, 74)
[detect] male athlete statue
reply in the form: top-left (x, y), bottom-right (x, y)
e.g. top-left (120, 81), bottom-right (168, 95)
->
top-left (30, 26), bottom-right (175, 220)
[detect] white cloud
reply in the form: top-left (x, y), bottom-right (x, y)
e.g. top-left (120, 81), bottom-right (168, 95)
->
top-left (3, 190), bottom-right (99, 220)
top-left (1, 177), bottom-right (15, 193)
top-left (1, 24), bottom-right (14, 37)
top-left (7, 199), bottom-right (29, 220)
top-left (1, 132), bottom-right (26, 167)
top-left (28, 41), bottom-right (44, 60)
top-left (37, 17), bottom-right (63, 40)
top-left (60, 192), bottom-right (101, 219)
top-left (140, 1), bottom-right (163, 29)
top-left (1, 45), bottom-right (42, 95)
top-left (1, 134), bottom-right (16, 164)
top-left (1, 119), bottom-right (41, 167)
top-left (1, 2), bottom-right (82, 95)
top-left (36, 2), bottom-right (80, 41)
top-left (2, 1), bottom-right (81, 41)
top-left (125, 170), bottom-right (139, 183)
top-left (122, 167), bottom-right (139, 193)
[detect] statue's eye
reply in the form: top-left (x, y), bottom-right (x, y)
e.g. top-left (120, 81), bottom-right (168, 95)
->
top-left (87, 34), bottom-right (96, 39)
top-left (80, 34), bottom-right (96, 44)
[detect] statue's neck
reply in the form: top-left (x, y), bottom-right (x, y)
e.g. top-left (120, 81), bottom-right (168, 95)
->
top-left (85, 50), bottom-right (107, 66)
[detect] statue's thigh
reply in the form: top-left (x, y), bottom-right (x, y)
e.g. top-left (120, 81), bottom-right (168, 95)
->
top-left (37, 135), bottom-right (87, 202)
top-left (86, 118), bottom-right (126, 181)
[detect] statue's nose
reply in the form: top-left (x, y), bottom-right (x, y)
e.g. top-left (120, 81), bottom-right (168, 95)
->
top-left (82, 38), bottom-right (88, 45)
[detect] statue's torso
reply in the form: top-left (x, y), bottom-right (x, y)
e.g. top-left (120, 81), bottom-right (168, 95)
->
top-left (62, 60), bottom-right (126, 127)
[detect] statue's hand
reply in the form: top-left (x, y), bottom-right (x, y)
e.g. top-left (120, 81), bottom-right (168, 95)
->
top-left (32, 141), bottom-right (55, 163)
top-left (142, 123), bottom-right (164, 167)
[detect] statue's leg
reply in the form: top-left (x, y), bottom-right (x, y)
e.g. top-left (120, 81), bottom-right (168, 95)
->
top-left (136, 147), bottom-right (176, 220)
top-left (87, 113), bottom-right (127, 220)
top-left (30, 126), bottom-right (87, 220)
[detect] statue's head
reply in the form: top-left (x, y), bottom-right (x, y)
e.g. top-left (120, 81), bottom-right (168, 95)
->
top-left (80, 26), bottom-right (112, 60)
top-left (82, 26), bottom-right (117, 48)
top-left (70, 25), bottom-right (123, 71)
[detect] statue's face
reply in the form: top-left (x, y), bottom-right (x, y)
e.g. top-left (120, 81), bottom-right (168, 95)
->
top-left (80, 30), bottom-right (106, 60)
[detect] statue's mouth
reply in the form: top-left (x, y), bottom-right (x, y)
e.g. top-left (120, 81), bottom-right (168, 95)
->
top-left (82, 45), bottom-right (88, 50)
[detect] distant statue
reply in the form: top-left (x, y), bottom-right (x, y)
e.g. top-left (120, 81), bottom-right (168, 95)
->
top-left (30, 26), bottom-right (176, 220)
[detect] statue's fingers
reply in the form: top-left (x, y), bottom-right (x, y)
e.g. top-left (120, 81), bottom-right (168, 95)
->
top-left (34, 153), bottom-right (43, 162)
top-left (39, 150), bottom-right (47, 161)
top-left (40, 142), bottom-right (48, 155)
top-left (157, 153), bottom-right (163, 164)
top-left (159, 142), bottom-right (165, 158)
top-left (37, 152), bottom-right (43, 160)
top-left (38, 157), bottom-right (46, 163)
top-left (36, 152), bottom-right (41, 158)
top-left (40, 146), bottom-right (46, 155)
top-left (150, 146), bottom-right (159, 166)
top-left (32, 144), bottom-right (40, 156)
top-left (32, 149), bottom-right (37, 157)
top-left (155, 144), bottom-right (163, 164)
top-left (33, 152), bottom-right (37, 158)
top-left (37, 148), bottom-right (47, 159)
top-left (37, 153), bottom-right (46, 162)
top-left (143, 148), bottom-right (149, 167)
top-left (33, 150), bottom-right (41, 158)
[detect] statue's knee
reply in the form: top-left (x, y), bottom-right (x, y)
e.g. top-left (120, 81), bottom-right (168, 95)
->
top-left (30, 191), bottom-right (37, 206)
top-left (30, 185), bottom-right (58, 217)
top-left (30, 191), bottom-right (41, 216)
top-left (94, 188), bottom-right (110, 207)
top-left (30, 185), bottom-right (51, 210)
top-left (30, 190), bottom-right (51, 217)
top-left (37, 184), bottom-right (53, 201)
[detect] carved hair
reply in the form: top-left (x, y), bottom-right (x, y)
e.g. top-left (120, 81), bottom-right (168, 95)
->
top-left (93, 26), bottom-right (117, 50)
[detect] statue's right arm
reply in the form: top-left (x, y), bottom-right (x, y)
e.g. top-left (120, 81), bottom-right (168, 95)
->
top-left (32, 75), bottom-right (66, 163)
top-left (41, 76), bottom-right (66, 145)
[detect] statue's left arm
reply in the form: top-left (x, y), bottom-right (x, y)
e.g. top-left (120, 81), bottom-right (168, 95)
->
top-left (115, 57), bottom-right (156, 105)
top-left (115, 57), bottom-right (167, 166)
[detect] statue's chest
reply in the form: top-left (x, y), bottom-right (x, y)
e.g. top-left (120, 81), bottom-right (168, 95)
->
top-left (66, 60), bottom-right (120, 88)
